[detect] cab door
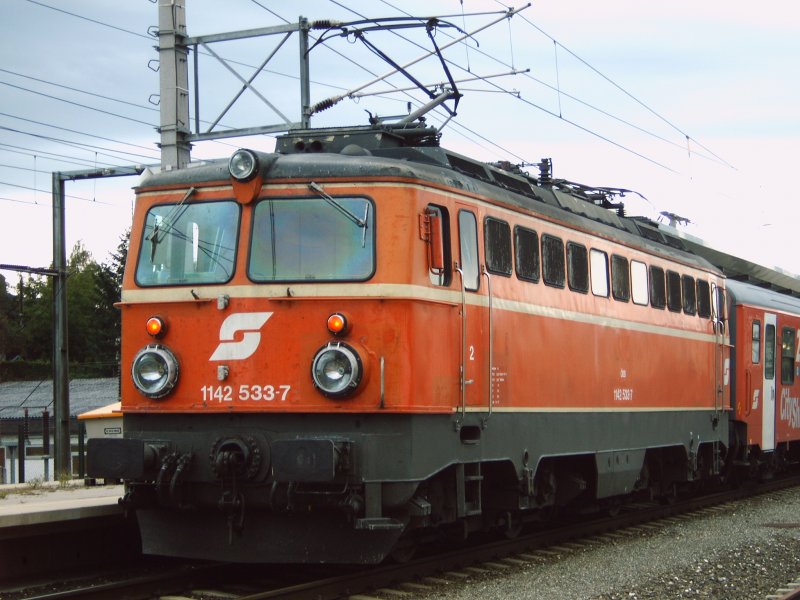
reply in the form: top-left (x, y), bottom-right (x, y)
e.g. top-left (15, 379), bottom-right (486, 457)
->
top-left (763, 313), bottom-right (777, 451)
top-left (455, 208), bottom-right (484, 416)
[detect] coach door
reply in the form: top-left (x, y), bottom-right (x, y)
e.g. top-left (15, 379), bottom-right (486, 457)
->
top-left (454, 208), bottom-right (486, 421)
top-left (763, 313), bottom-right (777, 452)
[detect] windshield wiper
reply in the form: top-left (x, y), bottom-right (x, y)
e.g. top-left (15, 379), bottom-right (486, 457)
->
top-left (148, 187), bottom-right (196, 261)
top-left (308, 182), bottom-right (367, 228)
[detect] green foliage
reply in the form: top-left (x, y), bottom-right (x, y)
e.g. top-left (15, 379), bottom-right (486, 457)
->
top-left (0, 232), bottom-right (129, 381)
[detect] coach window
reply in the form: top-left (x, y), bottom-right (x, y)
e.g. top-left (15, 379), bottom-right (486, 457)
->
top-left (631, 260), bottom-right (648, 306)
top-left (542, 234), bottom-right (565, 288)
top-left (781, 327), bottom-right (795, 385)
top-left (611, 254), bottom-right (630, 302)
top-left (458, 210), bottom-right (480, 291)
top-left (765, 324), bottom-right (776, 381)
top-left (666, 270), bottom-right (682, 313)
top-left (514, 226), bottom-right (540, 283)
top-left (752, 320), bottom-right (761, 364)
top-left (567, 242), bottom-right (589, 293)
top-left (682, 275), bottom-right (697, 315)
top-left (590, 249), bottom-right (609, 297)
top-left (484, 217), bottom-right (512, 276)
top-left (426, 205), bottom-right (451, 287)
top-left (697, 280), bottom-right (712, 318)
top-left (649, 266), bottom-right (666, 310)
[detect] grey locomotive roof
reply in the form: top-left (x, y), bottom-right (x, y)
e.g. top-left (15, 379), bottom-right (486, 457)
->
top-left (726, 279), bottom-right (800, 314)
top-left (134, 124), bottom-right (800, 293)
top-left (0, 378), bottom-right (118, 420)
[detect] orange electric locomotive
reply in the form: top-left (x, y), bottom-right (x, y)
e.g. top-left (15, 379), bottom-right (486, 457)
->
top-left (87, 123), bottom-right (799, 563)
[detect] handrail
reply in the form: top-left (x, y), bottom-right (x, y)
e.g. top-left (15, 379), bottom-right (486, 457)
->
top-left (482, 266), bottom-right (493, 427)
top-left (454, 265), bottom-right (468, 424)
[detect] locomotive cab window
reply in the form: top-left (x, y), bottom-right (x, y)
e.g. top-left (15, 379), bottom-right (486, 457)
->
top-left (611, 254), bottom-right (630, 302)
top-left (426, 205), bottom-right (451, 287)
top-left (484, 217), bottom-right (512, 276)
top-left (631, 260), bottom-right (649, 306)
top-left (136, 200), bottom-right (240, 286)
top-left (458, 210), bottom-right (480, 291)
top-left (542, 234), bottom-right (565, 288)
top-left (649, 265), bottom-right (666, 309)
top-left (781, 327), bottom-right (795, 385)
top-left (249, 196), bottom-right (375, 282)
top-left (514, 226), bottom-right (540, 283)
top-left (567, 242), bottom-right (589, 293)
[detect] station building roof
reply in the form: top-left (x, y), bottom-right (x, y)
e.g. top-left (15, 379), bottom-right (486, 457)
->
top-left (0, 378), bottom-right (118, 421)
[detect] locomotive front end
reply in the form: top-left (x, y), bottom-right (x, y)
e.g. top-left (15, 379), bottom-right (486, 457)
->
top-left (86, 148), bottom-right (430, 563)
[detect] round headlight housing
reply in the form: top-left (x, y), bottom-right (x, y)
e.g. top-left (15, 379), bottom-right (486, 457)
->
top-left (131, 344), bottom-right (179, 399)
top-left (228, 149), bottom-right (259, 182)
top-left (311, 342), bottom-right (363, 398)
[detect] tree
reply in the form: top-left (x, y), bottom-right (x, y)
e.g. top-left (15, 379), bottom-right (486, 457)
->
top-left (1, 233), bottom-right (129, 377)
top-left (94, 230), bottom-right (130, 368)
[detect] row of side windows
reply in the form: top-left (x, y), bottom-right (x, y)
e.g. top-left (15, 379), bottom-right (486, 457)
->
top-left (483, 215), bottom-right (718, 318)
top-left (751, 320), bottom-right (796, 385)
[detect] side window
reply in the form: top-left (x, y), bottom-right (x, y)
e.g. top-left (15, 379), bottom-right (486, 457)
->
top-left (765, 324), bottom-right (776, 381)
top-left (611, 254), bottom-right (630, 302)
top-left (590, 249), bottom-right (609, 297)
top-left (682, 275), bottom-right (696, 315)
top-left (426, 205), bottom-right (451, 287)
top-left (649, 265), bottom-right (666, 309)
top-left (666, 270), bottom-right (682, 313)
top-left (752, 320), bottom-right (761, 364)
top-left (567, 242), bottom-right (589, 293)
top-left (782, 327), bottom-right (795, 385)
top-left (542, 234), bottom-right (565, 288)
top-left (458, 210), bottom-right (480, 291)
top-left (514, 226), bottom-right (540, 283)
top-left (484, 217), bottom-right (512, 276)
top-left (631, 260), bottom-right (648, 306)
top-left (697, 280), bottom-right (711, 318)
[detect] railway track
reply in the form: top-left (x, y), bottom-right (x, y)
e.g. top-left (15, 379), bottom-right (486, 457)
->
top-left (9, 474), bottom-right (800, 600)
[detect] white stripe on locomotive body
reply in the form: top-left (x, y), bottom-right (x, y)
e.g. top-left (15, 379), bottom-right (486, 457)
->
top-left (121, 282), bottom-right (725, 346)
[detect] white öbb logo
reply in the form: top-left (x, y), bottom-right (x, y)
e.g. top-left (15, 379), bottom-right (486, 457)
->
top-left (210, 312), bottom-right (272, 361)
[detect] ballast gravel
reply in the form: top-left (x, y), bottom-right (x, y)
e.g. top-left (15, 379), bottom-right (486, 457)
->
top-left (413, 488), bottom-right (800, 600)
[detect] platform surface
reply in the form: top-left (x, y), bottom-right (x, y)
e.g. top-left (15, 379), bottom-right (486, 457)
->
top-left (0, 482), bottom-right (123, 528)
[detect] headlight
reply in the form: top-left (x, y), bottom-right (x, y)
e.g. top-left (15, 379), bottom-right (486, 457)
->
top-left (228, 149), bottom-right (259, 182)
top-left (311, 342), bottom-right (363, 398)
top-left (131, 344), bottom-right (179, 399)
